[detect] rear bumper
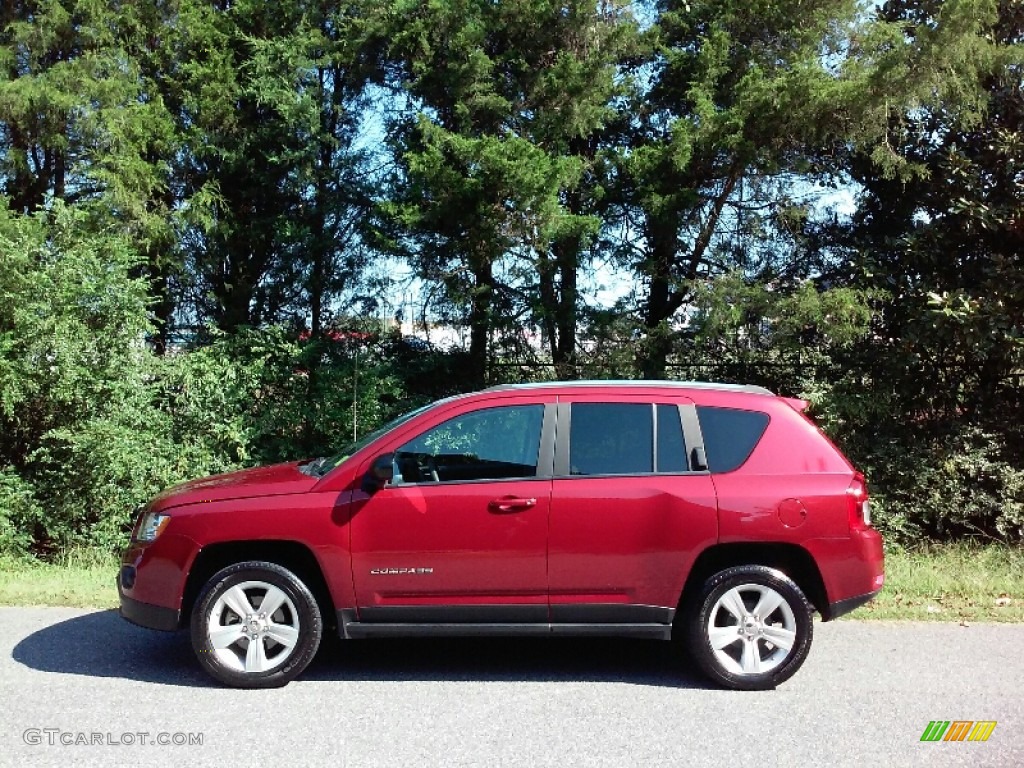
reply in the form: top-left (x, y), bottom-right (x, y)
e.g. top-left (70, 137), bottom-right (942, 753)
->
top-left (118, 574), bottom-right (180, 631)
top-left (828, 589), bottom-right (881, 620)
top-left (804, 527), bottom-right (885, 620)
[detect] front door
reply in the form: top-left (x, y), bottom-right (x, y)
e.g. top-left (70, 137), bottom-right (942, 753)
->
top-left (350, 398), bottom-right (554, 624)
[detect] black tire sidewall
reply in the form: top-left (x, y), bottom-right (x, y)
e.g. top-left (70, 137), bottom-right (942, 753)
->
top-left (688, 565), bottom-right (812, 691)
top-left (190, 560), bottom-right (323, 689)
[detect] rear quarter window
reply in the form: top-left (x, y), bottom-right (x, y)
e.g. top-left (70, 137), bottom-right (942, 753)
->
top-left (696, 406), bottom-right (770, 473)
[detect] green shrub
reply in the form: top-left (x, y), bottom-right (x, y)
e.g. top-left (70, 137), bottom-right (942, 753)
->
top-left (154, 328), bottom-right (407, 466)
top-left (865, 427), bottom-right (1024, 544)
top-left (0, 203), bottom-right (157, 553)
top-left (0, 467), bottom-right (40, 556)
top-left (16, 324), bottom-right (412, 552)
top-left (30, 400), bottom-right (235, 552)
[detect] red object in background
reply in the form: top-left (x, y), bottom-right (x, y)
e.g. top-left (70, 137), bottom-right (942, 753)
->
top-left (297, 329), bottom-right (371, 342)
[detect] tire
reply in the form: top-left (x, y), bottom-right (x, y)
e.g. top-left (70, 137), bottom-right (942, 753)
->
top-left (687, 565), bottom-right (812, 691)
top-left (190, 561), bottom-right (323, 689)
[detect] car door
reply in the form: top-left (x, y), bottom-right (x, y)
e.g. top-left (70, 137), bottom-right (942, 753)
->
top-left (547, 395), bottom-right (719, 627)
top-left (349, 395), bottom-right (555, 624)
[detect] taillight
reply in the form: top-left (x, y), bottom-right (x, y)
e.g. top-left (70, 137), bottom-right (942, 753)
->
top-left (846, 473), bottom-right (871, 531)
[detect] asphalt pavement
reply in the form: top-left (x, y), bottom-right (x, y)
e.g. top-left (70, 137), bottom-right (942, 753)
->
top-left (0, 607), bottom-right (1020, 767)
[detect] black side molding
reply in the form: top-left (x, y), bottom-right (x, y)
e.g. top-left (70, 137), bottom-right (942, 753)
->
top-left (336, 606), bottom-right (674, 641)
top-left (356, 604), bottom-right (548, 624)
top-left (549, 603), bottom-right (675, 625)
top-left (337, 619), bottom-right (671, 641)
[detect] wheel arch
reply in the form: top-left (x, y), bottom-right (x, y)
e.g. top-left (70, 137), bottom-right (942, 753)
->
top-left (677, 542), bottom-right (830, 623)
top-left (181, 540), bottom-right (336, 631)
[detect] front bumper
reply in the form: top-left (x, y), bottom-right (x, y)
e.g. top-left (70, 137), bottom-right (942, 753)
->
top-left (117, 531), bottom-right (197, 632)
top-left (118, 572), bottom-right (180, 631)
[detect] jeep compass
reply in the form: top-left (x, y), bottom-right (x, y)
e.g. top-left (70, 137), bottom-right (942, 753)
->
top-left (118, 381), bottom-right (884, 690)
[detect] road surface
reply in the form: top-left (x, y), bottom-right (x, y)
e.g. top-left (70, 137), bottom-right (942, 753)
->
top-left (0, 608), bottom-right (1020, 767)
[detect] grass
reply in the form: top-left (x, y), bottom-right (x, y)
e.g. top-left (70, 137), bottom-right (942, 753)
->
top-left (0, 549), bottom-right (119, 609)
top-left (851, 542), bottom-right (1024, 623)
top-left (0, 543), bottom-right (1021, 622)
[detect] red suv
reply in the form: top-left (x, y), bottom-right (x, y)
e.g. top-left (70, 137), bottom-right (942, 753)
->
top-left (118, 381), bottom-right (883, 690)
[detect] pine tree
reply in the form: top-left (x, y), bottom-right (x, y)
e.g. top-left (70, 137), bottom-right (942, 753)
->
top-left (376, 0), bottom-right (636, 384)
top-left (842, 0), bottom-right (1021, 424)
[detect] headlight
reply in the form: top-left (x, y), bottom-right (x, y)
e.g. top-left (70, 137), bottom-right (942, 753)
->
top-left (135, 511), bottom-right (170, 542)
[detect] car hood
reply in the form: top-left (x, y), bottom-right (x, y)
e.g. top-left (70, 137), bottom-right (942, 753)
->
top-left (150, 461), bottom-right (318, 511)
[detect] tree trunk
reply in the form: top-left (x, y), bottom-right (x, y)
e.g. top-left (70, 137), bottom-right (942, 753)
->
top-left (552, 236), bottom-right (579, 379)
top-left (635, 164), bottom-right (742, 379)
top-left (637, 216), bottom-right (679, 380)
top-left (214, 238), bottom-right (261, 332)
top-left (149, 266), bottom-right (175, 355)
top-left (537, 254), bottom-right (559, 362)
top-left (468, 259), bottom-right (494, 388)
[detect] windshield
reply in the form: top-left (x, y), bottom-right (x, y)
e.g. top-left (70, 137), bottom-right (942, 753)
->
top-left (315, 403), bottom-right (434, 475)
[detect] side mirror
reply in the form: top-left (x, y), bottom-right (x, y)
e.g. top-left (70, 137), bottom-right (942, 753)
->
top-left (361, 453), bottom-right (394, 494)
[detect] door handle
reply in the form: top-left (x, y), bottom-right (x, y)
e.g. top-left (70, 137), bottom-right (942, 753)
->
top-left (488, 496), bottom-right (537, 513)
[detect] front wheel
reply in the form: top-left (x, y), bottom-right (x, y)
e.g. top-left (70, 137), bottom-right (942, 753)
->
top-left (191, 561), bottom-right (322, 688)
top-left (687, 565), bottom-right (812, 690)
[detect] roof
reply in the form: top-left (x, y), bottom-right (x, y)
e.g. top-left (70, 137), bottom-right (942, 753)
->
top-left (483, 380), bottom-right (775, 396)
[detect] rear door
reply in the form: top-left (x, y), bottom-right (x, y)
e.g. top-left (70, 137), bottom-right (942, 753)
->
top-left (547, 395), bottom-right (718, 626)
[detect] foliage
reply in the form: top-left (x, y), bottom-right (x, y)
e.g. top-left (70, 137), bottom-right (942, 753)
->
top-left (162, 0), bottom-right (376, 333)
top-left (0, 203), bottom-right (151, 464)
top-left (0, 204), bottom-right (409, 551)
top-left (0, 201), bottom-right (154, 552)
top-left (0, 1), bottom-right (1021, 553)
top-left (24, 327), bottom-right (411, 552)
top-left (838, 0), bottom-right (1023, 427)
top-left (602, 0), bottom-right (876, 376)
top-left (374, 0), bottom-right (636, 384)
top-left (0, 466), bottom-right (38, 555)
top-left (864, 427), bottom-right (1024, 544)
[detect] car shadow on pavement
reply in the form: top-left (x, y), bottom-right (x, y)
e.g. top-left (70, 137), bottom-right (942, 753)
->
top-left (304, 636), bottom-right (713, 689)
top-left (12, 610), bottom-right (712, 689)
top-left (12, 610), bottom-right (210, 687)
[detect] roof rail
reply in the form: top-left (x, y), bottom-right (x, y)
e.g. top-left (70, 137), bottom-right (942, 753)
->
top-left (483, 380), bottom-right (775, 396)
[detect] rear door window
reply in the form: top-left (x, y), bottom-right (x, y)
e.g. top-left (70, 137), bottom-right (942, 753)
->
top-left (566, 402), bottom-right (691, 476)
top-left (569, 403), bottom-right (652, 475)
top-left (696, 406), bottom-right (769, 473)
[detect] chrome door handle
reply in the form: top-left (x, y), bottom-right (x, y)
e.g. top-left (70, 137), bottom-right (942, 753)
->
top-left (488, 496), bottom-right (537, 513)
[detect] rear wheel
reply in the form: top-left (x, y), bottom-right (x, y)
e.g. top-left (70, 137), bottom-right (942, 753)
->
top-left (191, 561), bottom-right (322, 688)
top-left (687, 565), bottom-right (812, 690)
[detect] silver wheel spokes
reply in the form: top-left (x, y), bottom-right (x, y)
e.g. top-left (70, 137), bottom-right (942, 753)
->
top-left (208, 581), bottom-right (300, 674)
top-left (707, 583), bottom-right (797, 676)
